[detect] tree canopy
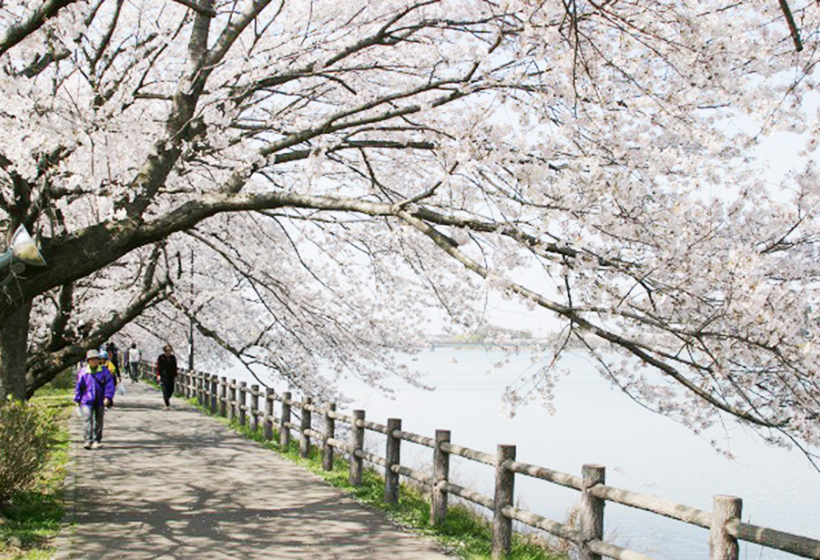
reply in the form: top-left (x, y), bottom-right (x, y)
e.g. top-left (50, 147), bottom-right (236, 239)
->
top-left (2, 0), bottom-right (820, 464)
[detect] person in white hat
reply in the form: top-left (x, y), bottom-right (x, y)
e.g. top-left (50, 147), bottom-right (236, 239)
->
top-left (74, 349), bottom-right (116, 449)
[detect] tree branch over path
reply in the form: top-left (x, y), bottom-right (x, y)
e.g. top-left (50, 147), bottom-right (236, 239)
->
top-left (24, 275), bottom-right (170, 397)
top-left (394, 208), bottom-right (782, 430)
top-left (3, 0), bottom-right (820, 458)
top-left (3, 187), bottom-right (805, 434)
top-left (0, 0), bottom-right (79, 58)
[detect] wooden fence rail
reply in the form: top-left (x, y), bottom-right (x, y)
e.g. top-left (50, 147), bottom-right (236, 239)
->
top-left (141, 365), bottom-right (820, 560)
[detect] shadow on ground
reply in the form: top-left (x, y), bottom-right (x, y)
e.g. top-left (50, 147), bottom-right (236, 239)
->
top-left (58, 383), bottom-right (451, 559)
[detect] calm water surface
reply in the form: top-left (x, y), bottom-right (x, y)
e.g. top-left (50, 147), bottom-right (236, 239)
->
top-left (232, 347), bottom-right (819, 559)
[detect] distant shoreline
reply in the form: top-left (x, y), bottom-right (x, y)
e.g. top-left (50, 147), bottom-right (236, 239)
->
top-left (422, 338), bottom-right (605, 351)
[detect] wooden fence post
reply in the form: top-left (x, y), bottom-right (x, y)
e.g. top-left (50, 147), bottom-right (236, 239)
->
top-left (198, 373), bottom-right (205, 405)
top-left (300, 397), bottom-right (312, 458)
top-left (431, 429), bottom-right (451, 526)
top-left (323, 403), bottom-right (336, 471)
top-left (349, 410), bottom-right (365, 486)
top-left (238, 382), bottom-right (247, 427)
top-left (184, 371), bottom-right (191, 398)
top-left (579, 464), bottom-right (606, 560)
top-left (219, 377), bottom-right (227, 417)
top-left (228, 380), bottom-right (237, 422)
top-left (384, 418), bottom-right (402, 504)
top-left (210, 375), bottom-right (218, 413)
top-left (710, 495), bottom-right (742, 560)
top-left (264, 388), bottom-right (275, 440)
top-left (492, 444), bottom-right (516, 559)
top-left (250, 384), bottom-right (260, 433)
top-left (280, 391), bottom-right (292, 449)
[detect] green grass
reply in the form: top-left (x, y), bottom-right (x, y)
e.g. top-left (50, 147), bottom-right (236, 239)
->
top-left (0, 388), bottom-right (73, 559)
top-left (183, 392), bottom-right (565, 560)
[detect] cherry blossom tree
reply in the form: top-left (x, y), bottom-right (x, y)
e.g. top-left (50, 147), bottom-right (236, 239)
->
top-left (2, 0), bottom-right (820, 462)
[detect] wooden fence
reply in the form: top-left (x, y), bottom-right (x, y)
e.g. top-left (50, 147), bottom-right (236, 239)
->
top-left (144, 366), bottom-right (820, 560)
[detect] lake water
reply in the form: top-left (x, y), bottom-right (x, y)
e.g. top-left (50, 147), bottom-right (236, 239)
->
top-left (228, 346), bottom-right (820, 559)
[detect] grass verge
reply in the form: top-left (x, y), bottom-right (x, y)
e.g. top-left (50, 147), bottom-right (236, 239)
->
top-left (0, 387), bottom-right (73, 559)
top-left (183, 393), bottom-right (566, 560)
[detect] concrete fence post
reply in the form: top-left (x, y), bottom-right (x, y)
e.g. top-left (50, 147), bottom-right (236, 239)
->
top-left (219, 377), bottom-right (227, 418)
top-left (431, 429), bottom-right (451, 526)
top-left (300, 397), bottom-right (312, 458)
top-left (210, 375), bottom-right (218, 413)
top-left (579, 464), bottom-right (606, 560)
top-left (264, 388), bottom-right (275, 440)
top-left (384, 418), bottom-right (401, 504)
top-left (250, 385), bottom-right (260, 433)
top-left (349, 410), bottom-right (365, 486)
top-left (228, 380), bottom-right (237, 421)
top-left (492, 444), bottom-right (516, 559)
top-left (323, 403), bottom-right (336, 471)
top-left (709, 495), bottom-right (742, 560)
top-left (238, 382), bottom-right (247, 427)
top-left (280, 392), bottom-right (292, 449)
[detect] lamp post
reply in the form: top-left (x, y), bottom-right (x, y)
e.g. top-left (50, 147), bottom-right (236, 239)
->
top-left (188, 249), bottom-right (194, 371)
top-left (0, 225), bottom-right (46, 284)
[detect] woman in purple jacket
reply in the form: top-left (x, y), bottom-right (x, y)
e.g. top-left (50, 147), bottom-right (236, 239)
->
top-left (75, 349), bottom-right (116, 449)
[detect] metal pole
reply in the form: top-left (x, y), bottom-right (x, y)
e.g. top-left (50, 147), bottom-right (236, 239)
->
top-left (188, 249), bottom-right (195, 371)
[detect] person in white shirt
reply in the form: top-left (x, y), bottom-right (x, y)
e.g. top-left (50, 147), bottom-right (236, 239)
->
top-left (126, 342), bottom-right (141, 382)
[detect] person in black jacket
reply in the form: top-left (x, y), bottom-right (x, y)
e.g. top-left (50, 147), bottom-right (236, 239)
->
top-left (155, 344), bottom-right (178, 409)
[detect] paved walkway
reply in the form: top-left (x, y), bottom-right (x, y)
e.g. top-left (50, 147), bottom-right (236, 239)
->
top-left (56, 382), bottom-right (451, 559)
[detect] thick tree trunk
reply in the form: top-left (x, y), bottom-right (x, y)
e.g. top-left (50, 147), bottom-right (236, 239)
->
top-left (0, 303), bottom-right (32, 401)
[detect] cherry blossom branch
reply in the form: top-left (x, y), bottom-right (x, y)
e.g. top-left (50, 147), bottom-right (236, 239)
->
top-left (778, 0), bottom-right (804, 52)
top-left (170, 0), bottom-right (217, 18)
top-left (24, 273), bottom-right (170, 396)
top-left (0, 0), bottom-right (79, 58)
top-left (393, 207), bottom-right (782, 430)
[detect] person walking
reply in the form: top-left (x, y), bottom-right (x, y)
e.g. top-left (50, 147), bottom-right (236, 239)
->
top-left (155, 344), bottom-right (178, 410)
top-left (99, 349), bottom-right (120, 387)
top-left (105, 341), bottom-right (120, 372)
top-left (126, 342), bottom-right (141, 382)
top-left (74, 349), bottom-right (116, 450)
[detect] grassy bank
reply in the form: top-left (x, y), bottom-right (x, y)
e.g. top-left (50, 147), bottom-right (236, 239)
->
top-left (0, 386), bottom-right (73, 559)
top-left (183, 392), bottom-right (566, 560)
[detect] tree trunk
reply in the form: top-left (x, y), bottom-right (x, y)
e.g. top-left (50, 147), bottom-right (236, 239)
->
top-left (0, 303), bottom-right (32, 401)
